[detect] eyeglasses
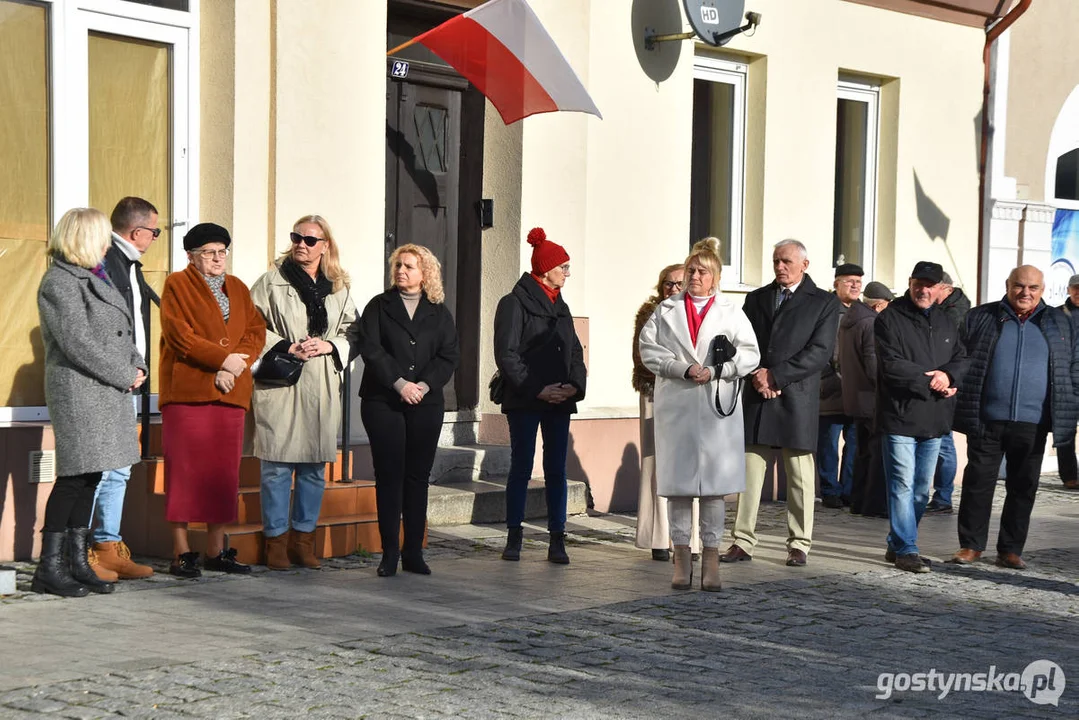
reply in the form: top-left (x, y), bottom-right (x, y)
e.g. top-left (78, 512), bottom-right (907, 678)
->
top-left (663, 281), bottom-right (683, 290)
top-left (290, 232), bottom-right (325, 247)
top-left (557, 263), bottom-right (570, 273)
top-left (195, 248), bottom-right (229, 259)
top-left (136, 226), bottom-right (161, 238)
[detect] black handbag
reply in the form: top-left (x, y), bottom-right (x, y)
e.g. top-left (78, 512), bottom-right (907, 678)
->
top-left (253, 349), bottom-right (304, 387)
top-left (710, 334), bottom-right (742, 417)
top-left (488, 370), bottom-right (505, 403)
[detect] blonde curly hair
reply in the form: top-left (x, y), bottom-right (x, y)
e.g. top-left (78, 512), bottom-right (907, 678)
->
top-left (388, 243), bottom-right (445, 304)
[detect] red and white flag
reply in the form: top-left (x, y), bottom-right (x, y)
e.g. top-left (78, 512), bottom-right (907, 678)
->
top-left (389, 0), bottom-right (601, 125)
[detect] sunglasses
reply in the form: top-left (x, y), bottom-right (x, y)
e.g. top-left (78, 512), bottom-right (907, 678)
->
top-left (136, 226), bottom-right (161, 238)
top-left (290, 232), bottom-right (324, 247)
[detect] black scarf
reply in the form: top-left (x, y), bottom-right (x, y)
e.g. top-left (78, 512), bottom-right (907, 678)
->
top-left (280, 258), bottom-right (332, 337)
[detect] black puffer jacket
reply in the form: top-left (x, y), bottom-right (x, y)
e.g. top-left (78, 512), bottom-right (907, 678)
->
top-left (494, 273), bottom-right (586, 413)
top-left (954, 299), bottom-right (1079, 446)
top-left (938, 287), bottom-right (971, 330)
top-left (874, 294), bottom-right (965, 437)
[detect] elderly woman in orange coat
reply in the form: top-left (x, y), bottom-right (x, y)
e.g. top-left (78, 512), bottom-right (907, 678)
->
top-left (159, 223), bottom-right (265, 578)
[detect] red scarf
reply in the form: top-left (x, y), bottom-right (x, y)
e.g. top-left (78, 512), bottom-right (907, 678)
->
top-left (531, 273), bottom-right (560, 303)
top-left (684, 293), bottom-right (716, 346)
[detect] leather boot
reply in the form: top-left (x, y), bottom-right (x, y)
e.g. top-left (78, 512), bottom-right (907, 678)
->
top-left (547, 531), bottom-right (570, 564)
top-left (31, 531), bottom-right (89, 597)
top-left (671, 545), bottom-right (693, 590)
top-left (93, 540), bottom-right (154, 579)
top-left (265, 533), bottom-right (291, 570)
top-left (288, 530), bottom-right (321, 569)
top-left (66, 528), bottom-right (115, 594)
top-left (501, 527), bottom-right (523, 561)
top-left (701, 547), bottom-right (722, 592)
top-left (88, 546), bottom-right (119, 582)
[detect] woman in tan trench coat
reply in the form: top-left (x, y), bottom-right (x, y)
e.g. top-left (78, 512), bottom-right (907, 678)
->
top-left (250, 215), bottom-right (357, 570)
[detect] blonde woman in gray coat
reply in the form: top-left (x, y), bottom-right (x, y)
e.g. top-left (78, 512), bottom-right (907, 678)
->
top-left (250, 215), bottom-right (357, 570)
top-left (34, 208), bottom-right (147, 597)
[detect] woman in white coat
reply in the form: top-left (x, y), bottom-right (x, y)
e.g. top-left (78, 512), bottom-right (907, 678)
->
top-left (250, 215), bottom-right (357, 570)
top-left (638, 237), bottom-right (760, 591)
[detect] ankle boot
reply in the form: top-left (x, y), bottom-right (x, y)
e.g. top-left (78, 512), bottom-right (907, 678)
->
top-left (547, 531), bottom-right (570, 564)
top-left (502, 527), bottom-right (523, 561)
top-left (94, 540), bottom-right (153, 579)
top-left (701, 547), bottom-right (722, 592)
top-left (378, 548), bottom-right (399, 577)
top-left (265, 533), bottom-right (291, 570)
top-left (287, 530), bottom-right (321, 569)
top-left (671, 546), bottom-right (693, 590)
top-left (87, 546), bottom-right (119, 582)
top-left (66, 528), bottom-right (115, 594)
top-left (31, 531), bottom-right (90, 597)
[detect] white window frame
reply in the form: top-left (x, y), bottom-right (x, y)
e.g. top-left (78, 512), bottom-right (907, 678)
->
top-left (693, 54), bottom-right (747, 289)
top-left (835, 77), bottom-right (880, 275)
top-left (1, 0), bottom-right (199, 422)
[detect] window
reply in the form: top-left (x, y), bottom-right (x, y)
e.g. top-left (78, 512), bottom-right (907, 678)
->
top-left (1055, 148), bottom-right (1078, 202)
top-left (689, 56), bottom-right (746, 286)
top-left (833, 78), bottom-right (880, 273)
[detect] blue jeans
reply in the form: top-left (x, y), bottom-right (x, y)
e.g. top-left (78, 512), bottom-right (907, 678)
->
top-left (506, 411), bottom-right (571, 533)
top-left (883, 434), bottom-right (942, 556)
top-left (92, 465), bottom-right (130, 543)
top-left (817, 415), bottom-right (856, 499)
top-left (931, 431), bottom-right (957, 506)
top-left (260, 460), bottom-right (326, 538)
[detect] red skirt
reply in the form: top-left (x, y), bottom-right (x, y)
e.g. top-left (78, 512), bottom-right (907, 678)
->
top-left (163, 402), bottom-right (245, 524)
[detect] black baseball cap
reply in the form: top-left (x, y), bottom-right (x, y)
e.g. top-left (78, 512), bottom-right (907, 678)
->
top-left (834, 263), bottom-right (864, 278)
top-left (910, 261), bottom-right (943, 284)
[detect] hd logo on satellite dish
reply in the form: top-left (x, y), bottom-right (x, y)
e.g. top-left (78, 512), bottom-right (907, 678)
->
top-left (700, 6), bottom-right (720, 24)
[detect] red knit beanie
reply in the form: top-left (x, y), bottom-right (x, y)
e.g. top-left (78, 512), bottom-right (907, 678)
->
top-left (527, 227), bottom-right (569, 275)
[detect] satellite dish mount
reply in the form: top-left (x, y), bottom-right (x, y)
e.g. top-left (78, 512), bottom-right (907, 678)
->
top-left (645, 1), bottom-right (761, 51)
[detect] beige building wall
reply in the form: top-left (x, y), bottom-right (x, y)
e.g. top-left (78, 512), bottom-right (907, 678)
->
top-left (1004, 0), bottom-right (1079, 203)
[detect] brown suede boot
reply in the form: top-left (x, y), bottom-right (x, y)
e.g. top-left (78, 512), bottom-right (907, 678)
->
top-left (288, 530), bottom-right (321, 569)
top-left (701, 547), bottom-right (722, 592)
top-left (671, 546), bottom-right (693, 590)
top-left (88, 546), bottom-right (119, 582)
top-left (93, 541), bottom-right (154, 579)
top-left (265, 533), bottom-right (291, 570)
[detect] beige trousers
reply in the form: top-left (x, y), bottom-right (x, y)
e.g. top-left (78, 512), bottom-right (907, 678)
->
top-left (635, 394), bottom-right (700, 552)
top-left (731, 445), bottom-right (816, 555)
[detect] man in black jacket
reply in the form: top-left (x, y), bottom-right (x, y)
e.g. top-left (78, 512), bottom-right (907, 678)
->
top-left (949, 266), bottom-right (1079, 570)
top-left (721, 239), bottom-right (841, 568)
top-left (875, 261), bottom-right (964, 573)
top-left (92, 197), bottom-right (161, 580)
top-left (1056, 273), bottom-right (1079, 490)
top-left (927, 272), bottom-right (972, 514)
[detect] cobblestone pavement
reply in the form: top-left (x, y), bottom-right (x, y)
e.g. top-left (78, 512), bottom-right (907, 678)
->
top-left (1, 482), bottom-right (1076, 719)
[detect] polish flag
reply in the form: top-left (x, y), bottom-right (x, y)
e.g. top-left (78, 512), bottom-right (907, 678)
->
top-left (389, 0), bottom-right (602, 125)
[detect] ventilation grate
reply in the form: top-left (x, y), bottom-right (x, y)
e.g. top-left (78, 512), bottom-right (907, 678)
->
top-left (28, 450), bottom-right (56, 484)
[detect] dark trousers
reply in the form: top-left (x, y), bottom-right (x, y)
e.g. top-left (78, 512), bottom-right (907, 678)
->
top-left (42, 472), bottom-right (101, 533)
top-left (361, 400), bottom-right (444, 558)
top-left (1057, 439), bottom-right (1077, 484)
top-left (817, 414), bottom-right (856, 499)
top-left (850, 420), bottom-right (888, 517)
top-left (957, 420), bottom-right (1047, 556)
top-left (506, 411), bottom-right (571, 533)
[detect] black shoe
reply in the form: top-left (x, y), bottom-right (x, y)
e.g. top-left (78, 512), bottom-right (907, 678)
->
top-left (886, 549), bottom-right (932, 567)
top-left (895, 553), bottom-right (931, 573)
top-left (925, 502), bottom-right (953, 515)
top-left (377, 550), bottom-right (398, 577)
top-left (401, 553), bottom-right (431, 575)
top-left (651, 549), bottom-right (670, 562)
top-left (204, 548), bottom-right (251, 574)
top-left (822, 495), bottom-right (844, 509)
top-left (66, 528), bottom-right (115, 594)
top-left (169, 551), bottom-right (202, 578)
top-left (502, 527), bottom-right (523, 561)
top-left (30, 531), bottom-right (90, 598)
top-left (547, 532), bottom-right (570, 564)
top-left (840, 495), bottom-right (852, 507)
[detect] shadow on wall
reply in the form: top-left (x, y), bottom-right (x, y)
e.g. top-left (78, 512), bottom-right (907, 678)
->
top-left (610, 442), bottom-right (641, 513)
top-left (565, 432), bottom-right (593, 510)
top-left (630, 0), bottom-right (682, 84)
top-left (913, 169), bottom-right (961, 286)
top-left (7, 326), bottom-right (44, 407)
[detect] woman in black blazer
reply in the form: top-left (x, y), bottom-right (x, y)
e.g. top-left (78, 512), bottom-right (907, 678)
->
top-left (351, 244), bottom-right (459, 577)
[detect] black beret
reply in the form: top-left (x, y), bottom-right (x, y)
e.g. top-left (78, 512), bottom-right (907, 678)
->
top-left (834, 263), bottom-right (864, 278)
top-left (183, 222), bottom-right (232, 251)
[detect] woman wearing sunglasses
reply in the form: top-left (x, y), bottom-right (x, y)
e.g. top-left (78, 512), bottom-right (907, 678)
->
top-left (249, 215), bottom-right (357, 570)
top-left (159, 223), bottom-right (266, 578)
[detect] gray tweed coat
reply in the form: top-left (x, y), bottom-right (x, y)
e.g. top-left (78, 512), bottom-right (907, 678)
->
top-left (38, 258), bottom-right (147, 476)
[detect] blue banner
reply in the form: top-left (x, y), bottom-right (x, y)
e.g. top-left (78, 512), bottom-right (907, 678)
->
top-left (1047, 208), bottom-right (1079, 306)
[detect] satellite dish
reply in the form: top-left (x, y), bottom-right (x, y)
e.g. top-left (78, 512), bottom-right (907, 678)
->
top-left (682, 0), bottom-right (746, 47)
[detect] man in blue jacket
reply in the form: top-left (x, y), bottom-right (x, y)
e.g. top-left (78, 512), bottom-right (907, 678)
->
top-left (949, 266), bottom-right (1079, 570)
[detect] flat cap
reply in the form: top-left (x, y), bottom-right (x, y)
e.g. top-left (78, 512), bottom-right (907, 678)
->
top-left (863, 281), bottom-right (895, 301)
top-left (835, 263), bottom-right (864, 278)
